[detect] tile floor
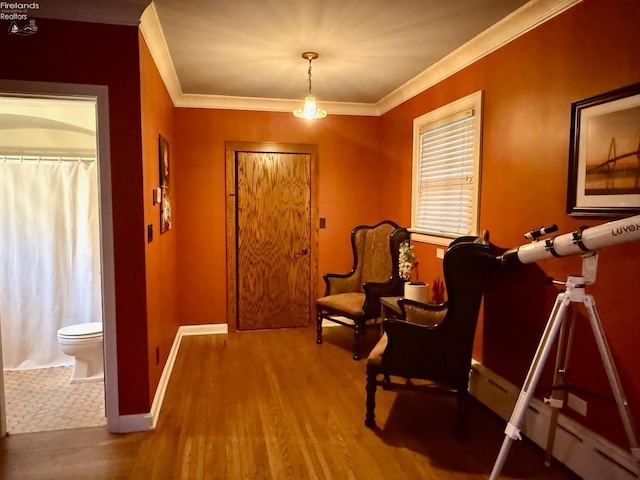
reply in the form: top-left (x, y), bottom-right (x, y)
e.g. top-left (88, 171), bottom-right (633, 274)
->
top-left (3, 366), bottom-right (106, 434)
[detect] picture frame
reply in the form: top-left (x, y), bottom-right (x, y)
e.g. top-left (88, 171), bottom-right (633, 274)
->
top-left (158, 134), bottom-right (172, 233)
top-left (567, 83), bottom-right (640, 217)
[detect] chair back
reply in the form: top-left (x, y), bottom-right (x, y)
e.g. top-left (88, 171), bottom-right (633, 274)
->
top-left (440, 237), bottom-right (493, 357)
top-left (350, 221), bottom-right (408, 292)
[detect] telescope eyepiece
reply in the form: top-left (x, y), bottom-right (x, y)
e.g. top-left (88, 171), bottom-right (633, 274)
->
top-left (524, 224), bottom-right (558, 241)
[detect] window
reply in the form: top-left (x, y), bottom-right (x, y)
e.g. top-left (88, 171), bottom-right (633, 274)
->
top-left (411, 91), bottom-right (483, 245)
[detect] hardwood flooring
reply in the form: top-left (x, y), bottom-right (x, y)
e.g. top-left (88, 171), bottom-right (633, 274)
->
top-left (0, 327), bottom-right (580, 479)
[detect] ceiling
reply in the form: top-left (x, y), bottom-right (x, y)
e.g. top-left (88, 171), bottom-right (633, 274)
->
top-left (33, 0), bottom-right (580, 115)
top-left (151, 0), bottom-right (529, 104)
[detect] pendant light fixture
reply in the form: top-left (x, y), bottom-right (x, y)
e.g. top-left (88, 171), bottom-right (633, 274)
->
top-left (293, 52), bottom-right (327, 120)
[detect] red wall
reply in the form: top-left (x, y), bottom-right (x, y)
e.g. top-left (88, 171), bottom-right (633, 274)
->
top-left (173, 110), bottom-right (386, 324)
top-left (0, 20), bottom-right (151, 415)
top-left (139, 35), bottom-right (180, 402)
top-left (379, 0), bottom-right (640, 447)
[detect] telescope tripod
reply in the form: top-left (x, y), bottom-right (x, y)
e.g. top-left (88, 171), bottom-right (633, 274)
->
top-left (490, 261), bottom-right (640, 479)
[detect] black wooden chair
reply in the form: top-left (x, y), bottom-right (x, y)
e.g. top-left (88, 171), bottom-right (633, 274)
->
top-left (316, 220), bottom-right (409, 360)
top-left (365, 233), bottom-right (495, 434)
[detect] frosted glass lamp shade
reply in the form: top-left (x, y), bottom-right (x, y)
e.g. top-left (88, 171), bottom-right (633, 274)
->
top-left (293, 95), bottom-right (327, 120)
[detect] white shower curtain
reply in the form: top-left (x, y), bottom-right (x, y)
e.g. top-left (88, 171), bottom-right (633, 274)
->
top-left (0, 158), bottom-right (102, 370)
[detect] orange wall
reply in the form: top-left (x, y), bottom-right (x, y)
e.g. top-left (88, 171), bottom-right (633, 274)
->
top-left (139, 35), bottom-right (180, 402)
top-left (379, 0), bottom-right (640, 448)
top-left (171, 0), bottom-right (638, 449)
top-left (1, 19), bottom-right (151, 415)
top-left (173, 110), bottom-right (387, 324)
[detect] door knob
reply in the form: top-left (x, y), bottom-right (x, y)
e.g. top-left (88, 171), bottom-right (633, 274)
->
top-left (295, 248), bottom-right (309, 257)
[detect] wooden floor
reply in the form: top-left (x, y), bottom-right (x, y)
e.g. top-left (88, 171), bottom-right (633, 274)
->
top-left (0, 327), bottom-right (580, 479)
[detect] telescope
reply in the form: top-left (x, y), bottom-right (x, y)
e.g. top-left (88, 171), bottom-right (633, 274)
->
top-left (523, 224), bottom-right (558, 241)
top-left (490, 214), bottom-right (640, 479)
top-left (500, 214), bottom-right (640, 265)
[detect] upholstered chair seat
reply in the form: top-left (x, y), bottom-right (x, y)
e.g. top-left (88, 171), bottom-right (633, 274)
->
top-left (316, 293), bottom-right (366, 317)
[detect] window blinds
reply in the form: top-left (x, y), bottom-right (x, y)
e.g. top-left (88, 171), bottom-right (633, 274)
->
top-left (415, 109), bottom-right (476, 238)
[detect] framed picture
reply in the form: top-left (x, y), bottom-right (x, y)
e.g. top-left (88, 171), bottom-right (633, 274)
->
top-left (159, 134), bottom-right (172, 233)
top-left (567, 83), bottom-right (640, 216)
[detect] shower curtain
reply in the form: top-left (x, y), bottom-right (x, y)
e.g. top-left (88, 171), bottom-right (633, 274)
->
top-left (0, 157), bottom-right (102, 370)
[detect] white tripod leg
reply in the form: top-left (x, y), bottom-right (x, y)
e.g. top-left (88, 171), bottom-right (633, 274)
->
top-left (490, 292), bottom-right (572, 480)
top-left (544, 308), bottom-right (577, 467)
top-left (584, 295), bottom-right (640, 472)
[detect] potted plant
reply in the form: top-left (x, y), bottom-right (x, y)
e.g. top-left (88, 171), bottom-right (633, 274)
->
top-left (398, 240), bottom-right (428, 302)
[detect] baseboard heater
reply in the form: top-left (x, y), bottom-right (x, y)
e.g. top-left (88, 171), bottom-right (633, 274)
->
top-left (469, 360), bottom-right (638, 480)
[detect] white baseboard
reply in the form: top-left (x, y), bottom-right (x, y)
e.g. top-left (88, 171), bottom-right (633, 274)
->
top-left (179, 323), bottom-right (229, 336)
top-left (117, 323), bottom-right (228, 432)
top-left (469, 360), bottom-right (639, 480)
top-left (113, 413), bottom-right (154, 433)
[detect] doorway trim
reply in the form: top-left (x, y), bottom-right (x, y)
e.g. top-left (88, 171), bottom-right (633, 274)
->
top-left (225, 142), bottom-right (319, 333)
top-left (0, 79), bottom-right (119, 433)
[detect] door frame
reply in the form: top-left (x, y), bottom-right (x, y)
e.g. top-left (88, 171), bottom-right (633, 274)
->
top-left (0, 79), bottom-right (119, 433)
top-left (225, 142), bottom-right (319, 333)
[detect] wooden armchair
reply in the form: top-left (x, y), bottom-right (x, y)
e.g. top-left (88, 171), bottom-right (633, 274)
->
top-left (365, 233), bottom-right (496, 433)
top-left (316, 220), bottom-right (409, 360)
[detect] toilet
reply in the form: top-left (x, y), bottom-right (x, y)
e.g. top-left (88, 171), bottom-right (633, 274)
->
top-left (56, 322), bottom-right (104, 383)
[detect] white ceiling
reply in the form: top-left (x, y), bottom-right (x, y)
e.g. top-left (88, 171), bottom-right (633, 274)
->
top-left (152, 0), bottom-right (529, 104)
top-left (33, 0), bottom-right (582, 115)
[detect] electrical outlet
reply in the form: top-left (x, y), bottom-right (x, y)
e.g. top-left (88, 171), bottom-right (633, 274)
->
top-left (567, 393), bottom-right (587, 416)
top-left (436, 248), bottom-right (445, 259)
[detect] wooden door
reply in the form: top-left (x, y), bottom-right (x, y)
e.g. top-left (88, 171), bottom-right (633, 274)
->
top-left (228, 145), bottom-right (317, 330)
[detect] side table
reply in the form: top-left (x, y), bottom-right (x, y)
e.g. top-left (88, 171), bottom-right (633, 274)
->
top-left (380, 296), bottom-right (403, 320)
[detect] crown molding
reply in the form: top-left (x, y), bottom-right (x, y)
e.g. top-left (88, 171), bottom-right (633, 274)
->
top-left (175, 93), bottom-right (379, 116)
top-left (376, 0), bottom-right (583, 114)
top-left (139, 3), bottom-right (183, 103)
top-left (140, 0), bottom-right (583, 116)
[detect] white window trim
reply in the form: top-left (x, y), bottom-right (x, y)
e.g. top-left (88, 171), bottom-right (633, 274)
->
top-left (410, 90), bottom-right (483, 246)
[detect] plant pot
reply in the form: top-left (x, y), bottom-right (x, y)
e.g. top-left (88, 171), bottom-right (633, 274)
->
top-left (404, 282), bottom-right (429, 303)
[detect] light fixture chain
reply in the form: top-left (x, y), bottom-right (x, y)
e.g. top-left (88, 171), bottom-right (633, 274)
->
top-left (307, 59), bottom-right (313, 95)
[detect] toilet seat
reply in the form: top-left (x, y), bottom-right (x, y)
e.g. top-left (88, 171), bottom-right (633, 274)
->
top-left (57, 322), bottom-right (103, 340)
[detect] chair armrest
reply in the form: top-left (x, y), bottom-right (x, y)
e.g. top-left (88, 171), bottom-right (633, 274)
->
top-left (361, 279), bottom-right (404, 316)
top-left (378, 318), bottom-right (474, 386)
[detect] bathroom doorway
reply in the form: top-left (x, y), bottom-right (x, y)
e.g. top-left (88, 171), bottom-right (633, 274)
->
top-left (0, 82), bottom-right (118, 436)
